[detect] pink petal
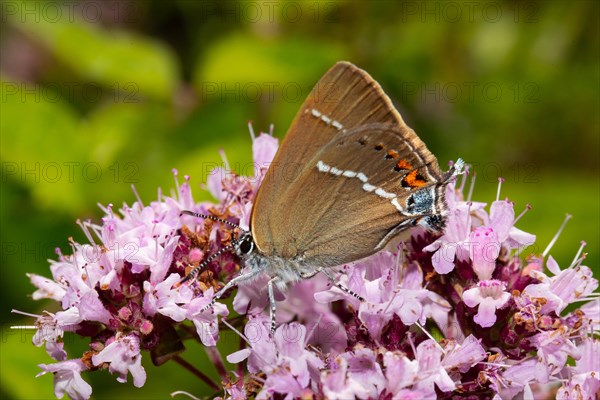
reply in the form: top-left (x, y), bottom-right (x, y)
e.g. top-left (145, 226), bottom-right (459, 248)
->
top-left (489, 200), bottom-right (514, 242)
top-left (423, 238), bottom-right (443, 252)
top-left (275, 323), bottom-right (306, 358)
top-left (462, 287), bottom-right (482, 308)
top-left (446, 205), bottom-right (472, 242)
top-left (469, 227), bottom-right (500, 281)
top-left (46, 341), bottom-right (67, 362)
top-left (507, 227), bottom-right (536, 249)
top-left (227, 349), bottom-right (251, 364)
top-left (546, 255), bottom-right (561, 275)
top-left (432, 244), bottom-right (457, 274)
top-left (443, 335), bottom-right (486, 373)
top-left (384, 352), bottom-right (418, 393)
top-left (37, 359), bottom-right (92, 400)
top-left (396, 297), bottom-right (422, 326)
top-left (252, 133), bottom-right (278, 175)
top-left (28, 273), bottom-right (66, 301)
top-left (206, 167), bottom-right (226, 201)
top-left (473, 298), bottom-right (498, 328)
top-left (78, 292), bottom-right (112, 325)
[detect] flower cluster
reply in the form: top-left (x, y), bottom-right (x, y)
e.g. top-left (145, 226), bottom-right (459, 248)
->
top-left (17, 128), bottom-right (599, 399)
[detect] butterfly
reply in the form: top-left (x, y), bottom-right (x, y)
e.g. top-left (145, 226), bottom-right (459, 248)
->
top-left (179, 61), bottom-right (463, 334)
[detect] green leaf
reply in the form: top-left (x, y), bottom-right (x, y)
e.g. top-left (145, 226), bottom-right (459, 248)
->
top-left (9, 5), bottom-right (179, 101)
top-left (0, 78), bottom-right (87, 211)
top-left (193, 33), bottom-right (345, 94)
top-left (0, 326), bottom-right (56, 399)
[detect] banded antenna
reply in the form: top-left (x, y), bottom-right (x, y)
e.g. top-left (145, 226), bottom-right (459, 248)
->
top-left (180, 210), bottom-right (243, 230)
top-left (175, 211), bottom-right (245, 287)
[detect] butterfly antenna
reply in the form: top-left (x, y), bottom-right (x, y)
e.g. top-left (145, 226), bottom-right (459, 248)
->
top-left (175, 242), bottom-right (238, 287)
top-left (180, 210), bottom-right (242, 230)
top-left (175, 211), bottom-right (246, 287)
top-left (444, 158), bottom-right (465, 181)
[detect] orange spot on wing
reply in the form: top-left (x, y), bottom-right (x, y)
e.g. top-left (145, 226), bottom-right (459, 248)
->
top-left (386, 150), bottom-right (399, 159)
top-left (404, 169), bottom-right (427, 188)
top-left (396, 159), bottom-right (412, 170)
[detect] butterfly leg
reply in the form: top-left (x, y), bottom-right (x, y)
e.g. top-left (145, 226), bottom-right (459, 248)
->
top-left (200, 269), bottom-right (261, 312)
top-left (267, 277), bottom-right (280, 336)
top-left (319, 268), bottom-right (365, 302)
top-left (299, 270), bottom-right (320, 279)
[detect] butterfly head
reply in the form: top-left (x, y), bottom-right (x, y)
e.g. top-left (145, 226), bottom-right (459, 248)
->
top-left (411, 158), bottom-right (465, 232)
top-left (234, 231), bottom-right (255, 257)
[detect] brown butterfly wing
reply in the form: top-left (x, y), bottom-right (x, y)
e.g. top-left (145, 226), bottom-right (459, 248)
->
top-left (270, 124), bottom-right (446, 267)
top-left (251, 61), bottom-right (444, 259)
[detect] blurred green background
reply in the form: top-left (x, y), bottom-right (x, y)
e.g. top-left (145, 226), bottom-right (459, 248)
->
top-left (1, 0), bottom-right (598, 398)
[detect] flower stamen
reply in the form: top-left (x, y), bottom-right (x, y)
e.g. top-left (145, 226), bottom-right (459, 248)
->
top-left (542, 214), bottom-right (572, 257)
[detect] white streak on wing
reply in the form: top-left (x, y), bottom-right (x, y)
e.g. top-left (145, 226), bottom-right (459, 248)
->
top-left (391, 198), bottom-right (404, 212)
top-left (376, 188), bottom-right (396, 199)
top-left (316, 160), bottom-right (406, 212)
top-left (316, 160), bottom-right (330, 173)
top-left (429, 186), bottom-right (437, 213)
top-left (362, 183), bottom-right (376, 192)
top-left (309, 108), bottom-right (344, 131)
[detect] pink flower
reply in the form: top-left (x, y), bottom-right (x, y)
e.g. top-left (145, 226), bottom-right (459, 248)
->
top-left (413, 340), bottom-right (456, 395)
top-left (227, 317), bottom-right (323, 399)
top-left (424, 203), bottom-right (472, 274)
top-left (36, 359), bottom-right (92, 400)
top-left (31, 312), bottom-right (64, 348)
top-left (92, 334), bottom-right (146, 387)
top-left (322, 348), bottom-right (386, 399)
top-left (469, 227), bottom-right (500, 281)
top-left (76, 292), bottom-right (112, 325)
top-left (579, 298), bottom-right (600, 332)
top-left (186, 288), bottom-right (229, 346)
top-left (17, 126), bottom-right (599, 400)
top-left (442, 335), bottom-right (487, 373)
top-left (383, 351), bottom-right (419, 395)
top-left (275, 275), bottom-right (347, 352)
top-left (252, 132), bottom-right (279, 184)
top-left (486, 200), bottom-right (535, 249)
top-left (462, 280), bottom-right (511, 327)
top-left (27, 273), bottom-right (66, 301)
top-left (532, 327), bottom-right (581, 375)
top-left (143, 273), bottom-right (193, 322)
top-left (557, 339), bottom-right (600, 399)
top-left (498, 358), bottom-right (549, 399)
top-left (524, 254), bottom-right (598, 314)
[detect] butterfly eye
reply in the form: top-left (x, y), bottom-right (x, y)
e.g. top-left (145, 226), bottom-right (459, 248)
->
top-left (239, 236), bottom-right (254, 255)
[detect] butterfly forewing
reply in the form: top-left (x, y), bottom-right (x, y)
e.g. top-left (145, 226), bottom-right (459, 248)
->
top-left (251, 61), bottom-right (445, 259)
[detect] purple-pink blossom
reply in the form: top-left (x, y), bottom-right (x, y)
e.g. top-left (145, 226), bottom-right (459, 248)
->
top-left (13, 128), bottom-right (599, 400)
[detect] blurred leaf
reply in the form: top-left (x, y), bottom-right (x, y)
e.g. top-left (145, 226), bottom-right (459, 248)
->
top-left (9, 4), bottom-right (179, 101)
top-left (193, 33), bottom-right (344, 91)
top-left (0, 78), bottom-right (87, 211)
top-left (0, 326), bottom-right (55, 399)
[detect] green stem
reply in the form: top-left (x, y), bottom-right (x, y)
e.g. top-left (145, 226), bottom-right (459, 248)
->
top-left (172, 355), bottom-right (220, 392)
